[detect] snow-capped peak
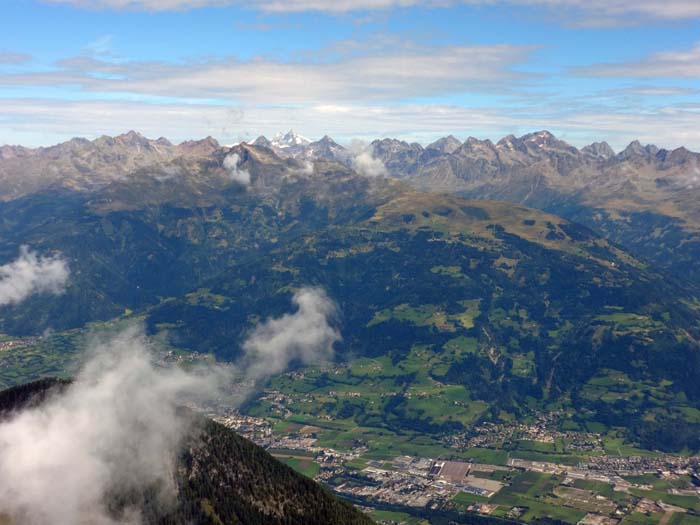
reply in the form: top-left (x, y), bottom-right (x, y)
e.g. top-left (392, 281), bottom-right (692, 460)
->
top-left (271, 129), bottom-right (310, 149)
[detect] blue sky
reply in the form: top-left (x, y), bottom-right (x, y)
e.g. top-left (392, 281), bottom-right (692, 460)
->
top-left (1, 0), bottom-right (699, 150)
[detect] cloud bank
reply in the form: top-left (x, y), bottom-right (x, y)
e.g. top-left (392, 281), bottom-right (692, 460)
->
top-left (0, 44), bottom-right (530, 104)
top-left (223, 152), bottom-right (251, 185)
top-left (0, 326), bottom-right (223, 525)
top-left (0, 245), bottom-right (70, 306)
top-left (4, 97), bottom-right (700, 155)
top-left (241, 287), bottom-right (341, 382)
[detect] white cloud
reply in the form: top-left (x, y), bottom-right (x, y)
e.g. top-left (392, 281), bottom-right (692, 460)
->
top-left (0, 246), bottom-right (70, 306)
top-left (576, 43), bottom-right (700, 79)
top-left (43, 0), bottom-right (234, 9)
top-left (0, 325), bottom-right (224, 525)
top-left (40, 0), bottom-right (700, 22)
top-left (261, 0), bottom-right (700, 21)
top-left (84, 34), bottom-right (116, 58)
top-left (0, 44), bottom-right (531, 103)
top-left (0, 52), bottom-right (32, 65)
top-left (296, 159), bottom-right (315, 175)
top-left (352, 151), bottom-right (387, 176)
top-left (240, 287), bottom-right (340, 382)
top-left (223, 152), bottom-right (251, 185)
top-left (3, 97), bottom-right (700, 153)
top-left (0, 287), bottom-right (345, 523)
top-left (517, 0), bottom-right (700, 24)
top-left (42, 0), bottom-right (427, 11)
top-left (349, 141), bottom-right (388, 177)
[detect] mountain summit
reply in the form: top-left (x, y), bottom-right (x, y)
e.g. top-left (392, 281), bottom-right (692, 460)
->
top-left (271, 129), bottom-right (311, 149)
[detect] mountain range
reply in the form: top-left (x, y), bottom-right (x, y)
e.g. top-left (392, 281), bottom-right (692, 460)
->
top-left (249, 130), bottom-right (700, 286)
top-left (4, 129), bottom-right (698, 285)
top-left (1, 131), bottom-right (700, 453)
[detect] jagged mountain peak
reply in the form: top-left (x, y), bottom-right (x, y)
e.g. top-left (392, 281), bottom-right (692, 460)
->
top-left (426, 135), bottom-right (462, 154)
top-left (521, 130), bottom-right (555, 145)
top-left (524, 129), bottom-right (555, 140)
top-left (496, 134), bottom-right (527, 152)
top-left (315, 134), bottom-right (339, 145)
top-left (176, 136), bottom-right (220, 156)
top-left (617, 139), bottom-right (659, 160)
top-left (520, 130), bottom-right (578, 153)
top-left (252, 135), bottom-right (273, 147)
top-left (119, 130), bottom-right (146, 140)
top-left (372, 137), bottom-right (423, 150)
top-left (464, 136), bottom-right (495, 147)
top-left (272, 129), bottom-right (311, 148)
top-left (582, 141), bottom-right (615, 160)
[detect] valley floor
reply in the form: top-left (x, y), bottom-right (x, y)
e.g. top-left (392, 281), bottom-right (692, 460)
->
top-left (215, 402), bottom-right (700, 525)
top-left (3, 328), bottom-right (700, 525)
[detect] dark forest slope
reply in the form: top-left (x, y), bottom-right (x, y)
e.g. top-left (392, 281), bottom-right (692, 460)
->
top-left (0, 379), bottom-right (373, 525)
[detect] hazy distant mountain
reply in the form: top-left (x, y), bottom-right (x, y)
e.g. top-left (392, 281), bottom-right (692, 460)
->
top-left (426, 135), bottom-right (462, 154)
top-left (272, 129), bottom-right (311, 149)
top-left (254, 129), bottom-right (312, 158)
top-left (370, 138), bottom-right (424, 173)
top-left (305, 135), bottom-right (351, 164)
top-left (3, 130), bottom-right (700, 286)
top-left (0, 131), bottom-right (220, 200)
top-left (2, 140), bottom-right (700, 452)
top-left (251, 131), bottom-right (350, 164)
top-left (365, 131), bottom-right (700, 286)
top-left (581, 141), bottom-right (615, 160)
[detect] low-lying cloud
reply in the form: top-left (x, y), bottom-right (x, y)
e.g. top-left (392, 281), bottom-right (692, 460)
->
top-left (0, 245), bottom-right (70, 306)
top-left (352, 150), bottom-right (388, 177)
top-left (296, 159), bottom-right (315, 175)
top-left (223, 152), bottom-right (251, 185)
top-left (0, 325), bottom-right (224, 525)
top-left (349, 141), bottom-right (387, 177)
top-left (240, 287), bottom-right (341, 382)
top-left (0, 286), bottom-right (341, 523)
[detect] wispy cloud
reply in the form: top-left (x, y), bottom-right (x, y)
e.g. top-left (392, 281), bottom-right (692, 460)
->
top-left (257, 0), bottom-right (700, 22)
top-left (576, 43), bottom-right (700, 78)
top-left (41, 0), bottom-right (700, 23)
top-left (518, 0), bottom-right (700, 25)
top-left (3, 97), bottom-right (700, 152)
top-left (42, 0), bottom-right (432, 11)
top-left (0, 52), bottom-right (32, 65)
top-left (0, 44), bottom-right (533, 103)
top-left (84, 34), bottom-right (116, 58)
top-left (602, 86), bottom-right (700, 97)
top-left (0, 246), bottom-right (70, 306)
top-left (43, 0), bottom-right (234, 9)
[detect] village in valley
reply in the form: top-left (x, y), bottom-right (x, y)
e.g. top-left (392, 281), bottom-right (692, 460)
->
top-left (3, 334), bottom-right (699, 525)
top-left (211, 405), bottom-right (700, 525)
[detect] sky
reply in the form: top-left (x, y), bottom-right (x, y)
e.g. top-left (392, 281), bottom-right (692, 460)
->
top-left (1, 1), bottom-right (699, 150)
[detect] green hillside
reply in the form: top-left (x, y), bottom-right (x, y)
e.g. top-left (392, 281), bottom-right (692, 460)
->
top-left (1, 149), bottom-right (699, 452)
